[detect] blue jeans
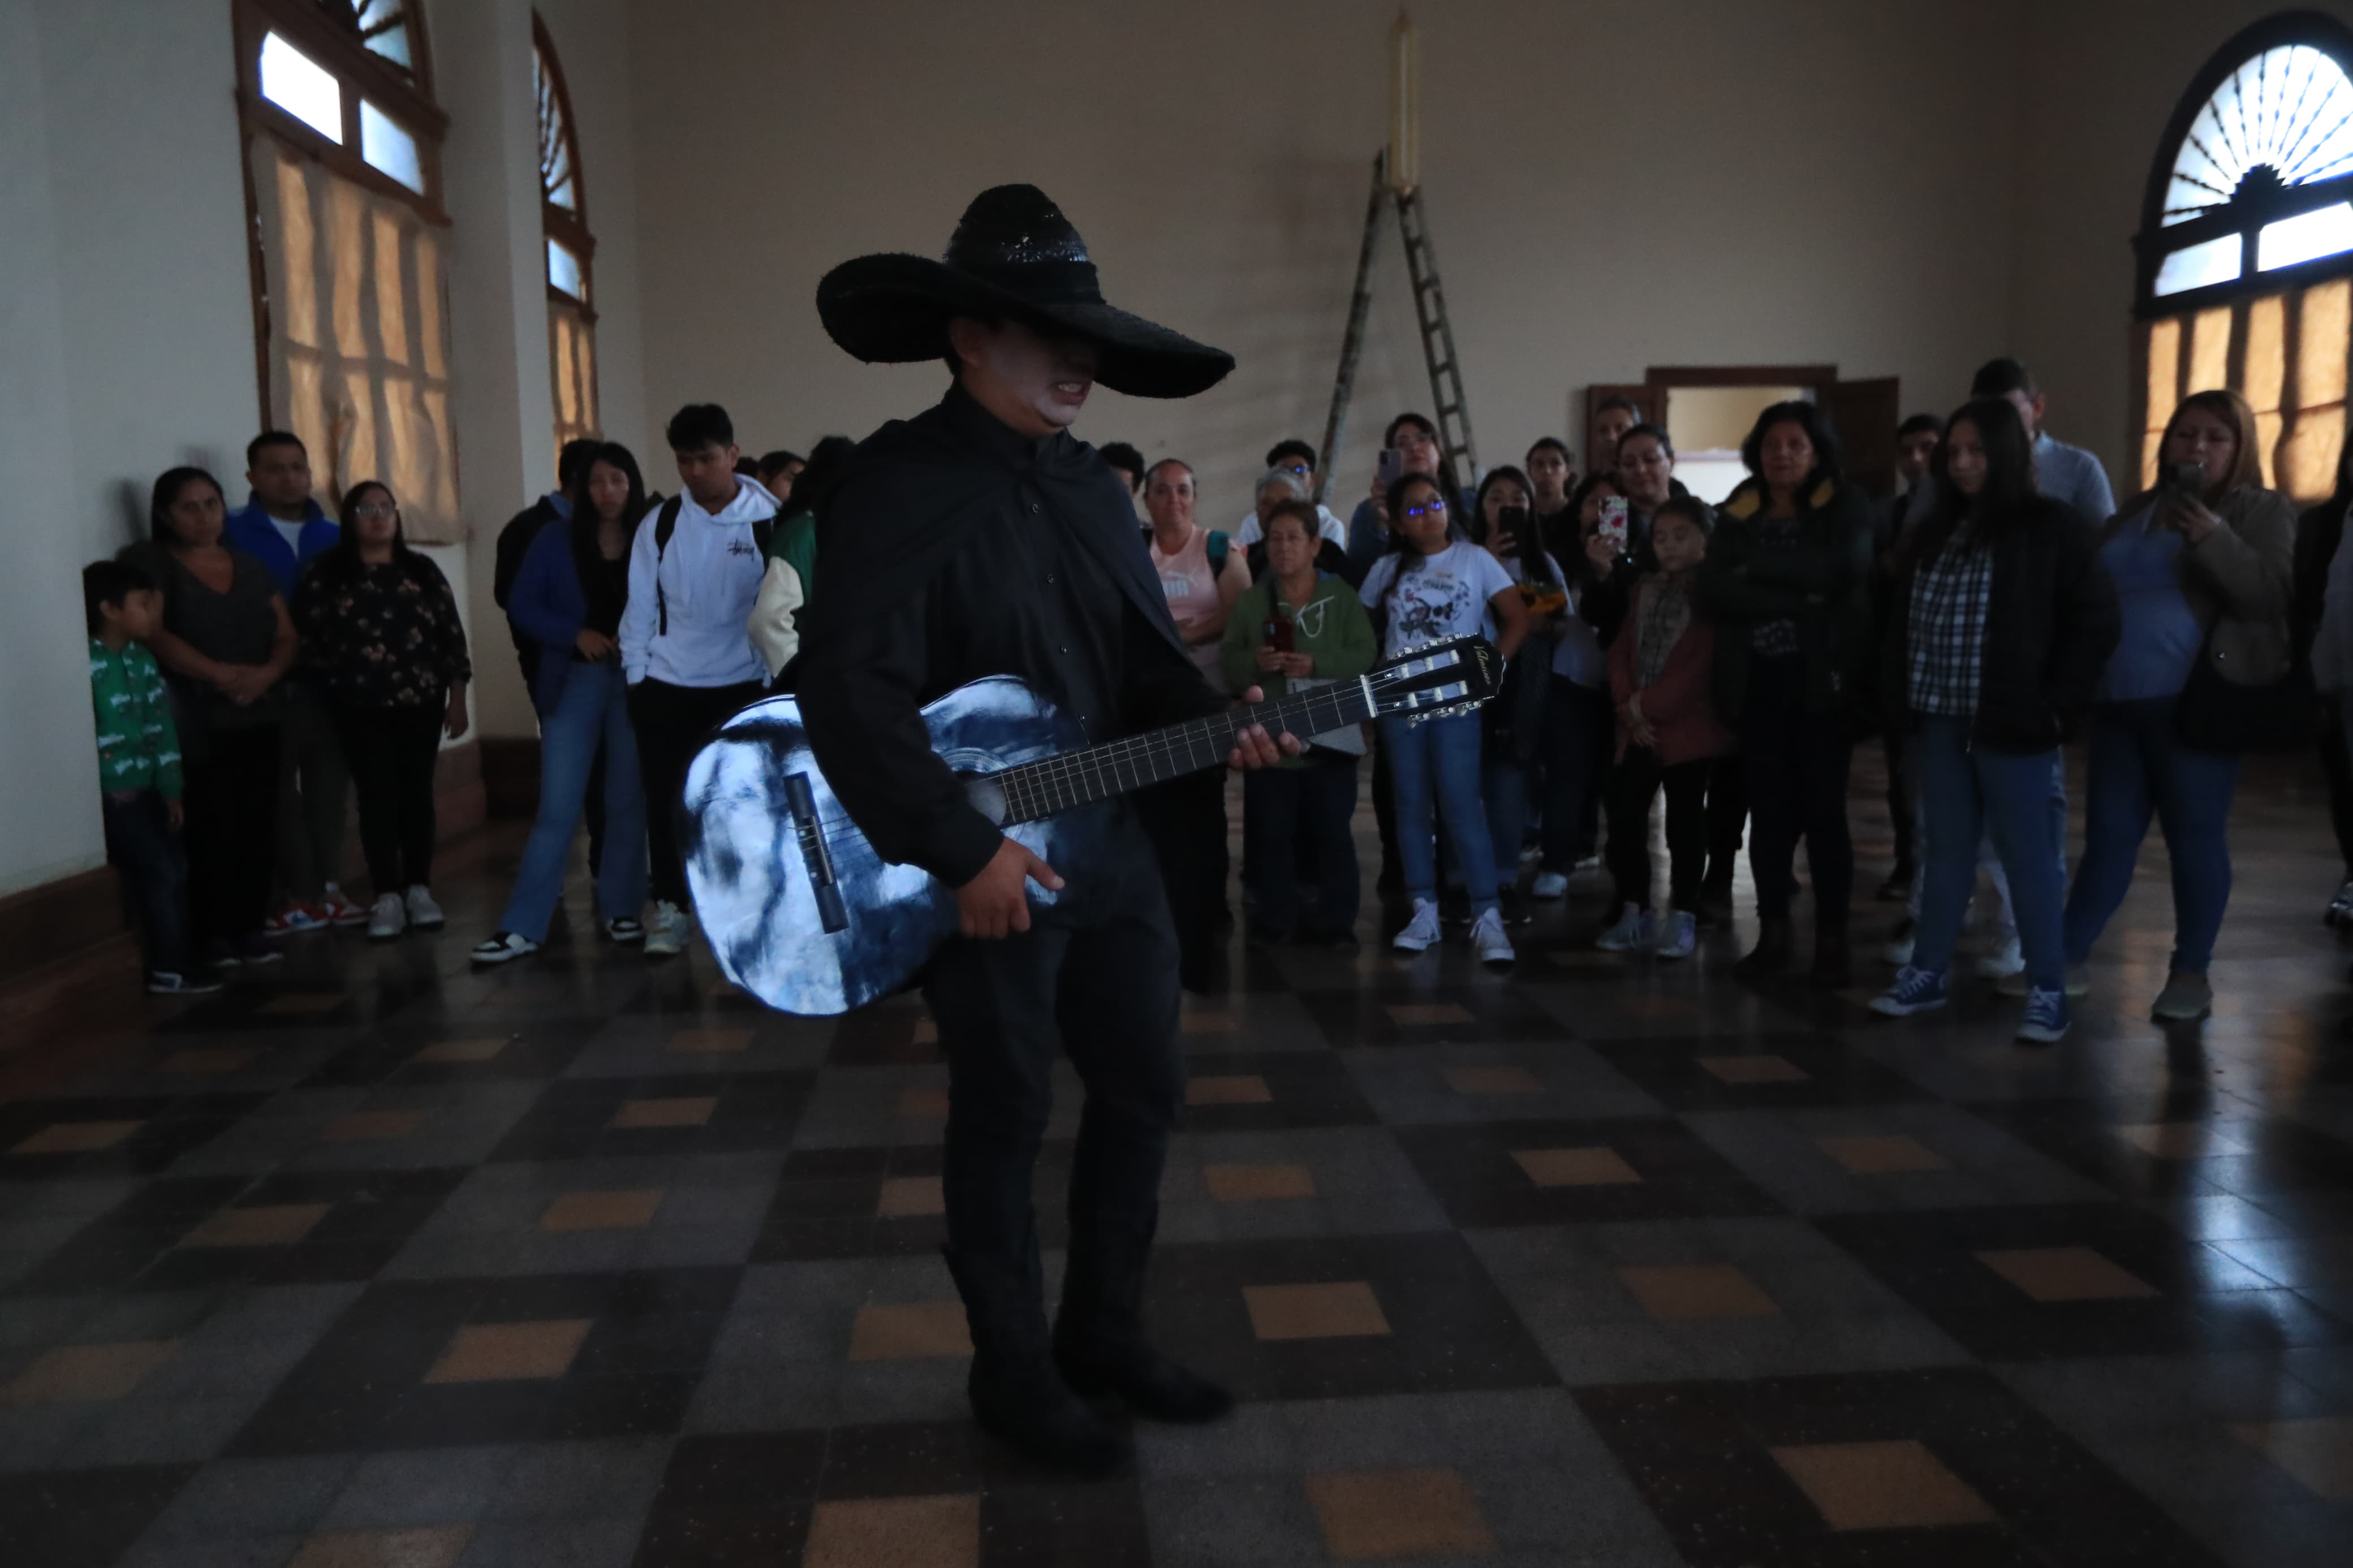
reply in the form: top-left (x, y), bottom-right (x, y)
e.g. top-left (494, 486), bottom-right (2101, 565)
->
top-left (1910, 718), bottom-right (2067, 990)
top-left (499, 662), bottom-right (648, 941)
top-left (1378, 711), bottom-right (1499, 916)
top-left (1484, 758), bottom-right (1530, 888)
top-left (103, 789), bottom-right (192, 975)
top-left (2064, 697), bottom-right (2239, 974)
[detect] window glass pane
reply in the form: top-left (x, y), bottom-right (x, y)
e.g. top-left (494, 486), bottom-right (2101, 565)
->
top-left (261, 32), bottom-right (343, 143)
top-left (349, 1), bottom-right (413, 71)
top-left (547, 239), bottom-right (584, 300)
top-left (2260, 203), bottom-right (2353, 273)
top-left (2154, 235), bottom-right (2243, 297)
top-left (2188, 305), bottom-right (2234, 396)
top-left (360, 102), bottom-right (424, 193)
top-left (2164, 45), bottom-right (2353, 224)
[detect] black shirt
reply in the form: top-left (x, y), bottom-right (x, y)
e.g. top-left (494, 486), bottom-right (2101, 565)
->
top-left (798, 385), bottom-right (1221, 888)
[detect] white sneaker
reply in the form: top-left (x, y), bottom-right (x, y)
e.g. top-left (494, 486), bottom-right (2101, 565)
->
top-left (1531, 870), bottom-right (1570, 900)
top-left (1977, 935), bottom-right (2023, 982)
top-left (470, 932), bottom-right (540, 966)
top-left (1471, 908), bottom-right (1515, 969)
top-left (1654, 910), bottom-right (1697, 960)
top-left (1594, 903), bottom-right (1656, 952)
top-left (404, 885), bottom-right (445, 931)
top-left (367, 892), bottom-right (407, 941)
top-left (1392, 899), bottom-right (1441, 953)
top-left (644, 900), bottom-right (688, 958)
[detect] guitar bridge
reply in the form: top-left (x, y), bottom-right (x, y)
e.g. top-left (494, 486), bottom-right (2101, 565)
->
top-left (784, 773), bottom-right (850, 934)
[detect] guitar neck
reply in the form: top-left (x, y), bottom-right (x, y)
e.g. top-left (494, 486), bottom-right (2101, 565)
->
top-left (995, 677), bottom-right (1373, 825)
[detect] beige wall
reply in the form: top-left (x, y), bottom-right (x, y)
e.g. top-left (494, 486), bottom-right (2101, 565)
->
top-left (628, 0), bottom-right (2028, 522)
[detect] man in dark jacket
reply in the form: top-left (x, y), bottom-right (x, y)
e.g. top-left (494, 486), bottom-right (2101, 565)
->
top-left (494, 437), bottom-right (604, 864)
top-left (796, 186), bottom-right (1294, 1476)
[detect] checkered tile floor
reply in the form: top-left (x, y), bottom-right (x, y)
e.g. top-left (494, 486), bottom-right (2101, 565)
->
top-left (5, 755), bottom-right (2353, 1566)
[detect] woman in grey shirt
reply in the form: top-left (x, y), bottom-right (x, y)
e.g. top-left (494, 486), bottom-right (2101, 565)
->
top-left (119, 466), bottom-right (296, 967)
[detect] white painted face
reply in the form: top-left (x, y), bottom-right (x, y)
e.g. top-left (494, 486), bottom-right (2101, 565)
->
top-left (951, 316), bottom-right (1100, 436)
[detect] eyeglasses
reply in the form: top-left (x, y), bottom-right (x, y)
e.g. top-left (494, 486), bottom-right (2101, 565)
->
top-left (351, 502), bottom-right (397, 519)
top-left (1403, 499), bottom-right (1447, 520)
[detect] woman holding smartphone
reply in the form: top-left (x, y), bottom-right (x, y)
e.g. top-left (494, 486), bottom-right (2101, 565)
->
top-left (1361, 473), bottom-right (1529, 965)
top-left (1473, 465), bottom-right (1566, 920)
top-left (1221, 502), bottom-right (1376, 945)
top-left (2061, 388), bottom-right (2294, 1022)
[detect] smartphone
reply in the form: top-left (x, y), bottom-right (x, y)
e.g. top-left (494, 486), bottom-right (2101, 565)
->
top-left (1377, 447), bottom-right (1406, 491)
top-left (2157, 460), bottom-right (2206, 495)
top-left (1498, 503), bottom-right (1530, 542)
top-left (1598, 495), bottom-right (1631, 552)
top-left (1264, 616), bottom-right (1295, 654)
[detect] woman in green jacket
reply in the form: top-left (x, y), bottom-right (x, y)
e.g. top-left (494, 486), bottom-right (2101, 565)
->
top-left (1221, 501), bottom-right (1377, 944)
top-left (1699, 401), bottom-right (1878, 986)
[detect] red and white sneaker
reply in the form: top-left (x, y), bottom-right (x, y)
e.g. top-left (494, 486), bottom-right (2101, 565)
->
top-left (264, 902), bottom-right (328, 936)
top-left (319, 886), bottom-right (369, 927)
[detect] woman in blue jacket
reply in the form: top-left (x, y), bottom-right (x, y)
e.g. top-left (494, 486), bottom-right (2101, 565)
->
top-left (473, 443), bottom-right (651, 962)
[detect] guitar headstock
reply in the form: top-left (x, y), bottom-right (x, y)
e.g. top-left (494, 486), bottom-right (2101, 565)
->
top-left (1365, 637), bottom-right (1501, 725)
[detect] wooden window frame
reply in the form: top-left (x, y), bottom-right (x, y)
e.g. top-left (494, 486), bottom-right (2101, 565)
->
top-left (232, 0), bottom-right (449, 223)
top-left (535, 12), bottom-right (597, 317)
top-left (2131, 12), bottom-right (2353, 320)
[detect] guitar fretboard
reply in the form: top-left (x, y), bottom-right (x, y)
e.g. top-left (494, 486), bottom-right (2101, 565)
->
top-left (994, 679), bottom-right (1372, 825)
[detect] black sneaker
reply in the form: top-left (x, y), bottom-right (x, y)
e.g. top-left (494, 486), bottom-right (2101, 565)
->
top-left (604, 917), bottom-right (645, 943)
top-left (230, 934), bottom-right (283, 966)
top-left (470, 932), bottom-right (541, 966)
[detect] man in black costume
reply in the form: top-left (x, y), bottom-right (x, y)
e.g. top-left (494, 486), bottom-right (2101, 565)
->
top-left (796, 185), bottom-right (1295, 1474)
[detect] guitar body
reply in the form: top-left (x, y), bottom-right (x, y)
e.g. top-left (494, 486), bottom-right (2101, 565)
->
top-left (680, 676), bottom-right (1121, 1016)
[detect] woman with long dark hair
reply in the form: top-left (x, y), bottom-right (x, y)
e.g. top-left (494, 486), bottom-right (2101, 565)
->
top-left (1869, 399), bottom-right (2117, 1042)
top-left (1359, 472), bottom-right (1529, 965)
top-left (475, 444), bottom-right (652, 963)
top-left (1528, 474), bottom-right (1629, 895)
top-left (2062, 388), bottom-right (2295, 1021)
top-left (1699, 401), bottom-right (1877, 985)
top-left (1472, 464), bottom-right (1565, 918)
top-left (119, 466), bottom-right (297, 967)
top-left (291, 481), bottom-right (471, 940)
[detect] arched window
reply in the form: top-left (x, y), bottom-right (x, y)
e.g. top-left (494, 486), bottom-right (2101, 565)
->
top-left (234, 0), bottom-right (463, 540)
top-left (537, 15), bottom-right (600, 467)
top-left (2134, 12), bottom-right (2353, 500)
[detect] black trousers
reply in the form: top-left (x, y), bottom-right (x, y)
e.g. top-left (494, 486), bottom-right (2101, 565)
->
top-left (1740, 660), bottom-right (1854, 927)
top-left (103, 790), bottom-right (192, 974)
top-left (1705, 754), bottom-right (1747, 888)
top-left (335, 705), bottom-right (446, 892)
top-left (1882, 729), bottom-right (1918, 877)
top-left (2320, 708), bottom-right (2353, 878)
top-left (923, 809), bottom-right (1185, 1367)
top-left (1244, 759), bottom-right (1360, 939)
top-left (181, 723), bottom-right (280, 951)
top-left (1606, 749), bottom-right (1713, 912)
top-left (1539, 678), bottom-right (1611, 872)
top-left (628, 679), bottom-right (763, 905)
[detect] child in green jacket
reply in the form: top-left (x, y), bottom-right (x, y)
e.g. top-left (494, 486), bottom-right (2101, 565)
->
top-left (85, 562), bottom-right (216, 995)
top-left (1219, 502), bottom-right (1377, 945)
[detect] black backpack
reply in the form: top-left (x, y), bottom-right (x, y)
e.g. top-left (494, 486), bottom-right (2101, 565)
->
top-left (650, 496), bottom-right (775, 635)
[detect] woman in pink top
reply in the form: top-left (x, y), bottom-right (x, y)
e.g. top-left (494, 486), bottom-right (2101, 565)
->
top-left (1144, 459), bottom-right (1251, 689)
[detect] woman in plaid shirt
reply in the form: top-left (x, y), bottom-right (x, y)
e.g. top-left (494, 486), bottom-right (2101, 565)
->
top-left (1869, 399), bottom-right (2117, 1043)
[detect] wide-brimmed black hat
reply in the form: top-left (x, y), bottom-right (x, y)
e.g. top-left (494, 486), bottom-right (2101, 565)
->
top-left (816, 184), bottom-right (1234, 400)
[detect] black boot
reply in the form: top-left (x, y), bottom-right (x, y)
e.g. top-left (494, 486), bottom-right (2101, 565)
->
top-left (967, 1354), bottom-right (1131, 1477)
top-left (947, 1247), bottom-right (1131, 1476)
top-left (1735, 914), bottom-right (1794, 979)
top-left (1055, 1243), bottom-right (1234, 1425)
top-left (1811, 926), bottom-right (1852, 990)
top-left (1054, 1320), bottom-right (1232, 1424)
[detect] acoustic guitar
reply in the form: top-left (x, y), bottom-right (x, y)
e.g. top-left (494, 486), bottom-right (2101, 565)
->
top-left (682, 636), bottom-right (1498, 1014)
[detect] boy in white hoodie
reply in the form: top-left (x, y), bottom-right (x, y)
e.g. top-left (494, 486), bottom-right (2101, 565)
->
top-left (620, 403), bottom-right (776, 956)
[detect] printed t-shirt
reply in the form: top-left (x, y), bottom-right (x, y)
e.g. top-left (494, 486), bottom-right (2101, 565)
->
top-left (1358, 540), bottom-right (1516, 659)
